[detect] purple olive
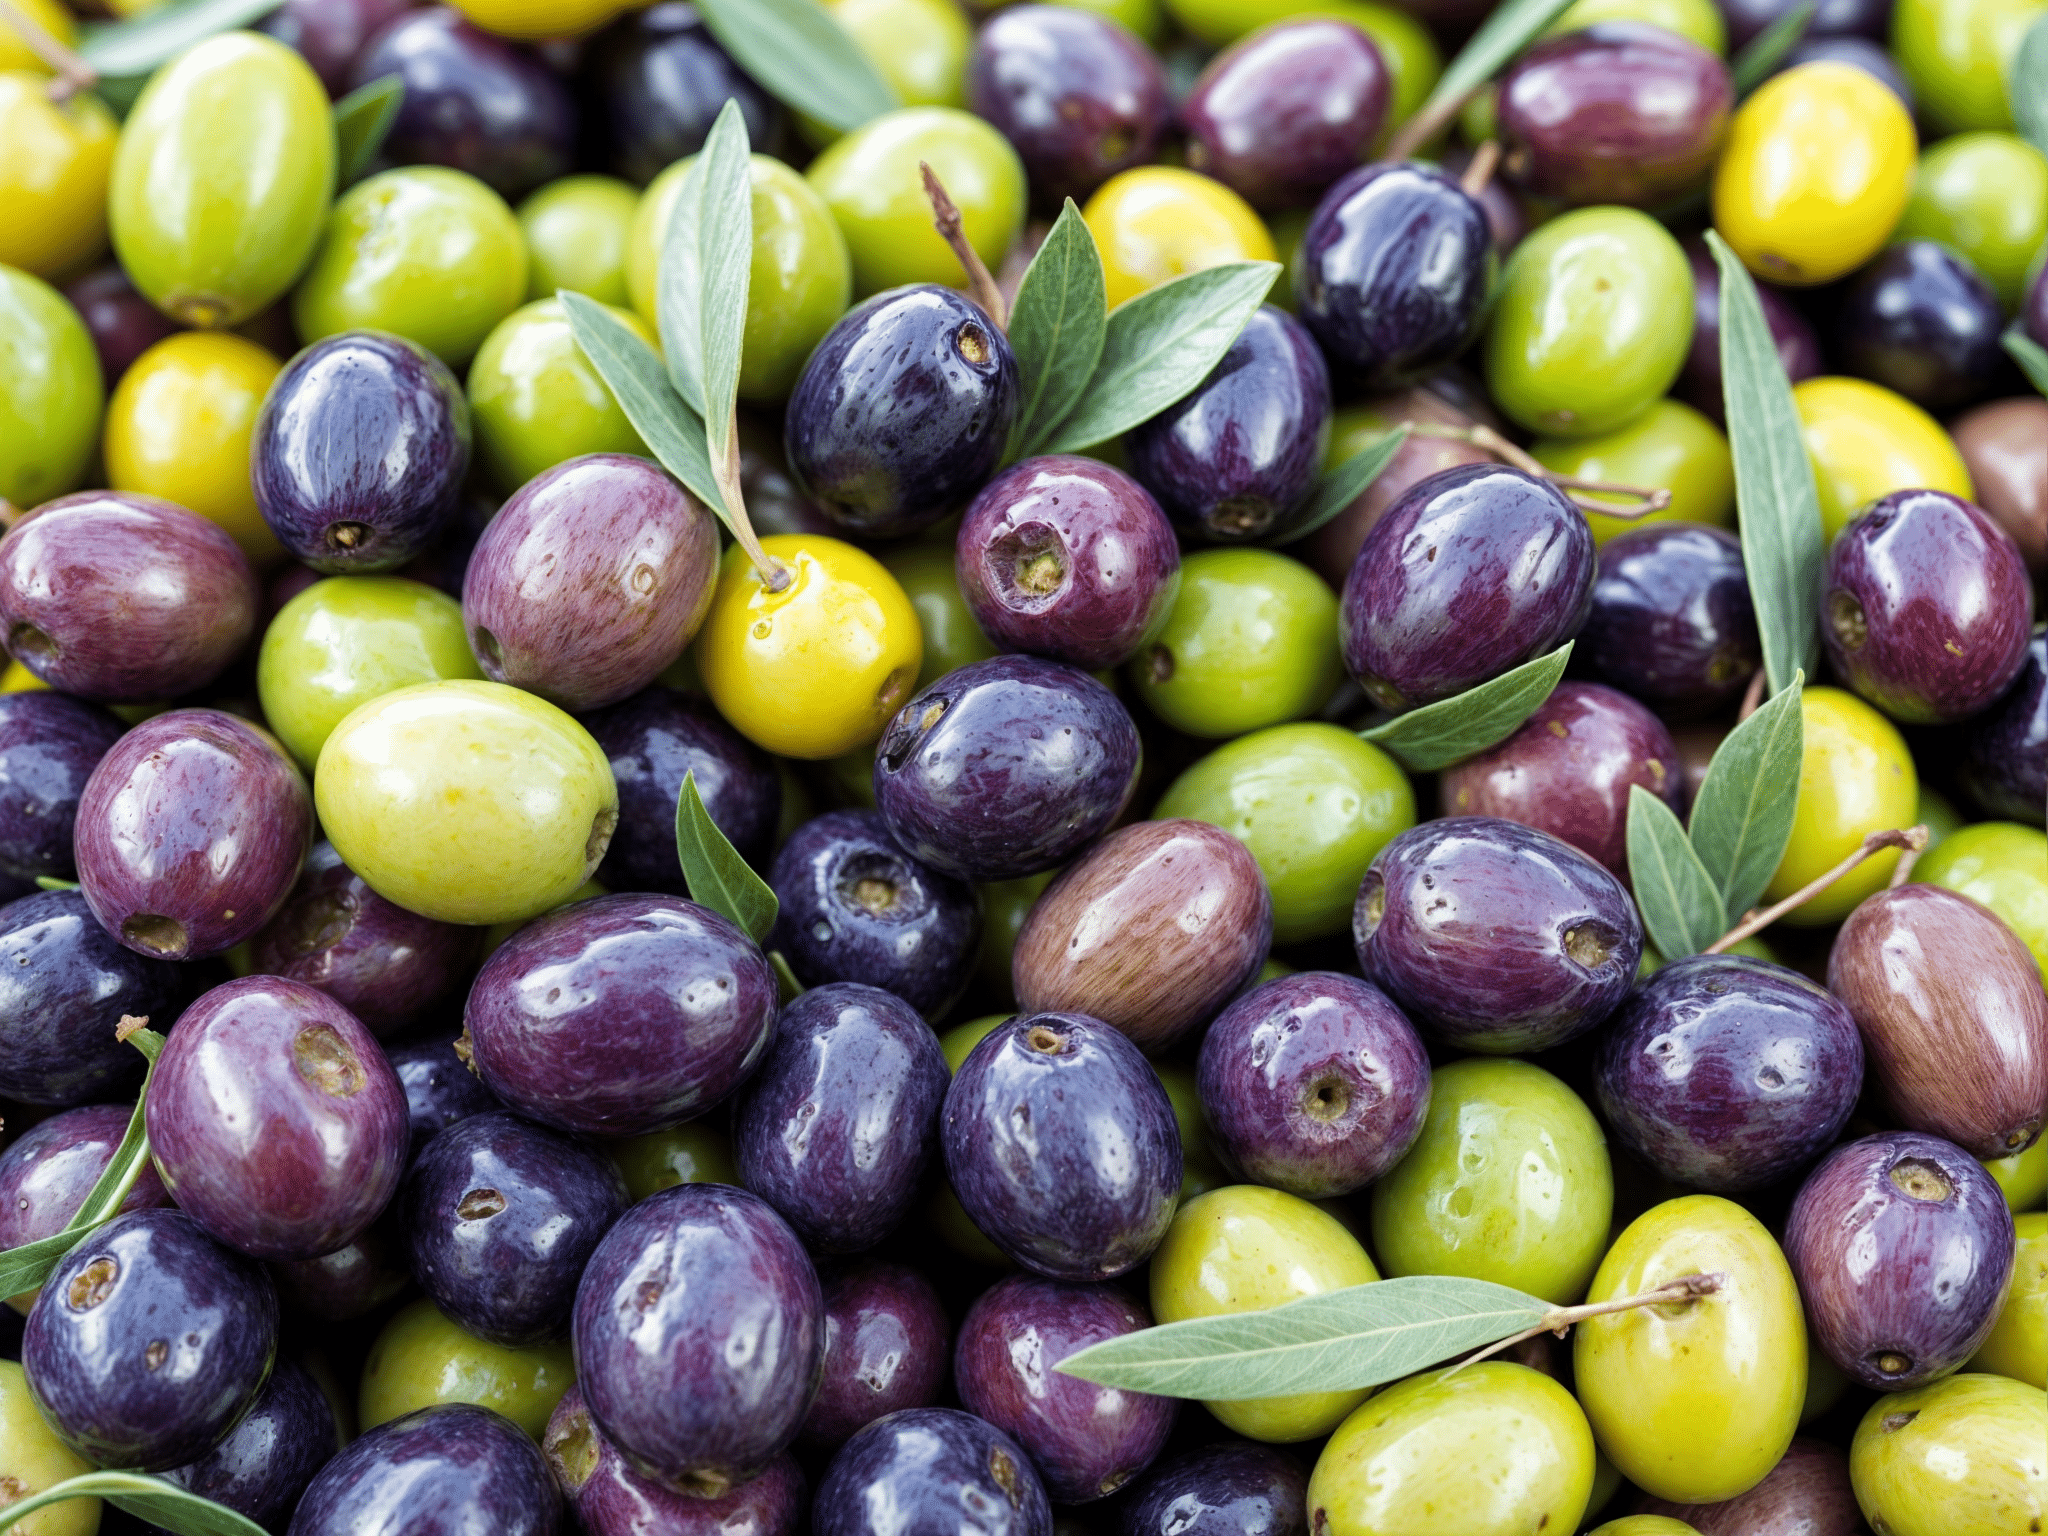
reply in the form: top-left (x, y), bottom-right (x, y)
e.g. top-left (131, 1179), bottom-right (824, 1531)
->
top-left (1637, 1436), bottom-right (1861, 1535)
top-left (1677, 238), bottom-right (1822, 423)
top-left (403, 1108), bottom-right (628, 1346)
top-left (0, 1103), bottom-right (171, 1269)
top-left (251, 330), bottom-right (472, 575)
top-left (75, 709), bottom-right (314, 962)
top-left (1579, 522), bottom-right (1760, 719)
top-left (259, 0), bottom-right (412, 92)
top-left (734, 983), bottom-right (951, 1253)
top-left (580, 685), bottom-right (782, 890)
top-left (767, 811), bottom-right (982, 1020)
top-left (1822, 488), bottom-right (2035, 726)
top-left (388, 1033), bottom-right (501, 1158)
top-left (873, 655), bottom-right (1141, 882)
top-left (1828, 884), bottom-right (2048, 1159)
top-left (1593, 954), bottom-right (1864, 1193)
top-left (1959, 625), bottom-right (2046, 825)
top-left (288, 1404), bottom-right (562, 1536)
top-left (463, 453), bottom-right (721, 713)
top-left (1012, 819), bottom-right (1271, 1055)
top-left (158, 1357), bottom-right (337, 1529)
top-left (572, 1183), bottom-right (824, 1496)
top-left (1440, 681), bottom-right (1684, 879)
top-left (0, 691), bottom-right (124, 881)
top-left (813, 1408), bottom-right (1052, 1536)
top-left (1339, 464), bottom-right (1595, 711)
top-left (0, 492), bottom-right (257, 703)
top-left (1354, 816), bottom-right (1642, 1054)
top-left (0, 888), bottom-right (188, 1105)
top-left (957, 455), bottom-right (1182, 670)
top-left (582, 1), bottom-right (787, 185)
top-left (1196, 972), bottom-right (1430, 1199)
top-left (1776, 34), bottom-right (1915, 108)
top-left (463, 891), bottom-right (779, 1136)
top-left (60, 265), bottom-right (181, 387)
top-left (1784, 1131), bottom-right (2016, 1390)
top-left (1720, 0), bottom-right (1889, 49)
top-left (23, 1208), bottom-right (278, 1471)
top-left (801, 1262), bottom-right (952, 1450)
top-left (1953, 399), bottom-right (2047, 575)
top-left (1123, 1444), bottom-right (1307, 1536)
top-left (1838, 242), bottom-right (2010, 413)
top-left (944, 1013), bottom-right (1181, 1281)
top-left (268, 1212), bottom-right (410, 1322)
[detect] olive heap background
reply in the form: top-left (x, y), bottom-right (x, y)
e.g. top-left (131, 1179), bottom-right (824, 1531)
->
top-left (0, 0), bottom-right (2045, 1527)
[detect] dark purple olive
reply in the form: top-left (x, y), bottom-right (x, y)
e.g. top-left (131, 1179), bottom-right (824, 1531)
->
top-left (1822, 488), bottom-right (2034, 725)
top-left (0, 492), bottom-right (257, 703)
top-left (968, 5), bottom-right (1169, 207)
top-left (1677, 237), bottom-right (1822, 423)
top-left (1497, 24), bottom-right (1731, 208)
top-left (1719, 0), bottom-right (1890, 49)
top-left (957, 455), bottom-right (1182, 669)
top-left (1126, 307), bottom-right (1332, 544)
top-left (251, 330), bottom-right (471, 576)
top-left (0, 888), bottom-right (187, 1105)
top-left (388, 1033), bottom-right (501, 1158)
top-left (0, 690), bottom-right (124, 881)
top-left (1012, 819), bottom-right (1270, 1055)
top-left (1122, 1443), bottom-right (1307, 1536)
top-left (1440, 681), bottom-right (1684, 879)
top-left (403, 1108), bottom-right (628, 1346)
top-left (1180, 19), bottom-right (1388, 210)
top-left (145, 976), bottom-right (408, 1261)
top-left (158, 1358), bottom-right (337, 1530)
top-left (814, 1408), bottom-right (1052, 1536)
top-left (1837, 242), bottom-right (2009, 412)
top-left (944, 1013), bottom-right (1181, 1281)
top-left (75, 709), bottom-right (313, 962)
top-left (580, 685), bottom-right (781, 890)
top-left (734, 983), bottom-right (951, 1253)
top-left (259, 0), bottom-right (412, 92)
top-left (1953, 399), bottom-right (2048, 575)
top-left (1339, 464), bottom-right (1595, 711)
top-left (288, 1403), bottom-right (561, 1536)
top-left (573, 1183), bottom-right (824, 1496)
top-left (0, 1102), bottom-right (170, 1267)
top-left (955, 1275), bottom-right (1176, 1502)
top-left (1296, 163), bottom-right (1494, 390)
top-left (23, 1208), bottom-right (277, 1471)
top-left (1784, 1131), bottom-right (2016, 1390)
top-left (349, 7), bottom-right (575, 201)
top-left (59, 265), bottom-right (180, 387)
top-left (1776, 34), bottom-right (1915, 108)
top-left (767, 811), bottom-right (981, 1020)
top-left (1828, 884), bottom-right (2048, 1159)
top-left (873, 654), bottom-right (1140, 882)
top-left (464, 453), bottom-right (720, 713)
top-left (1580, 522), bottom-right (1760, 719)
top-left (801, 1262), bottom-right (951, 1450)
top-left (582, 1), bottom-right (786, 185)
top-left (1638, 1435), bottom-right (1861, 1535)
top-left (463, 892), bottom-right (779, 1137)
top-left (786, 287), bottom-right (1020, 540)
top-left (1354, 816), bottom-right (1642, 1054)
top-left (268, 1212), bottom-right (410, 1321)
top-left (1594, 954), bottom-right (1864, 1193)
top-left (1959, 624), bottom-right (2046, 825)
top-left (1196, 972), bottom-right (1429, 1199)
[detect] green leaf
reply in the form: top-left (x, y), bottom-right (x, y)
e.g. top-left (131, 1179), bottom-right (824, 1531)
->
top-left (693, 100), bottom-right (755, 482)
top-left (657, 160), bottom-right (706, 415)
top-left (2013, 12), bottom-right (2048, 159)
top-left (1044, 262), bottom-right (1280, 454)
top-left (1707, 231), bottom-right (1824, 699)
top-left (1404, 0), bottom-right (1580, 138)
top-left (332, 74), bottom-right (403, 186)
top-left (77, 0), bottom-right (282, 76)
top-left (692, 0), bottom-right (898, 133)
top-left (0, 1470), bottom-right (268, 1535)
top-left (1273, 426), bottom-right (1411, 546)
top-left (1627, 786), bottom-right (1727, 961)
top-left (1731, 0), bottom-right (1815, 94)
top-left (2005, 326), bottom-right (2048, 396)
top-left (1361, 643), bottom-right (1572, 773)
top-left (1688, 672), bottom-right (1804, 921)
top-left (676, 771), bottom-right (777, 944)
top-left (34, 876), bottom-right (79, 891)
top-left (1056, 1275), bottom-right (1547, 1399)
top-left (770, 950), bottom-right (805, 1003)
top-left (1006, 201), bottom-right (1109, 461)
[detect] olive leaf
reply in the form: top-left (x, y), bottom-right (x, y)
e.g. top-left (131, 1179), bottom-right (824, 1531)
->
top-left (2012, 12), bottom-right (2048, 158)
top-left (332, 74), bottom-right (403, 186)
top-left (33, 876), bottom-right (79, 891)
top-left (1707, 231), bottom-right (1824, 699)
top-left (694, 102), bottom-right (755, 484)
top-left (76, 0), bottom-right (282, 77)
top-left (1360, 642), bottom-right (1572, 772)
top-left (1273, 425), bottom-right (1412, 546)
top-left (770, 950), bottom-right (806, 1003)
top-left (692, 0), bottom-right (898, 134)
top-left (1384, 0), bottom-right (1580, 156)
top-left (1628, 785), bottom-right (1728, 961)
top-left (0, 1470), bottom-right (267, 1536)
top-left (1006, 200), bottom-right (1109, 462)
top-left (676, 771), bottom-right (777, 944)
top-left (1731, 0), bottom-right (1816, 94)
top-left (1687, 671), bottom-right (1804, 921)
top-left (2004, 327), bottom-right (2048, 396)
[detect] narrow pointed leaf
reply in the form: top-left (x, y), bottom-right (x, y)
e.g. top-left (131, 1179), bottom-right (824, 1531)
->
top-left (692, 0), bottom-right (898, 133)
top-left (2013, 12), bottom-right (2048, 158)
top-left (694, 100), bottom-right (755, 480)
top-left (676, 772), bottom-right (777, 943)
top-left (1688, 672), bottom-right (1804, 920)
top-left (1628, 785), bottom-right (1727, 960)
top-left (332, 74), bottom-right (403, 185)
top-left (657, 159), bottom-right (707, 415)
top-left (1361, 643), bottom-right (1572, 772)
top-left (2005, 327), bottom-right (2048, 395)
top-left (78, 0), bottom-right (284, 76)
top-left (1006, 200), bottom-right (1109, 460)
top-left (35, 876), bottom-right (79, 891)
top-left (1404, 0), bottom-right (1580, 134)
top-left (0, 1471), bottom-right (267, 1536)
top-left (1731, 0), bottom-right (1815, 93)
top-left (770, 950), bottom-right (805, 1003)
top-left (1274, 426), bottom-right (1412, 546)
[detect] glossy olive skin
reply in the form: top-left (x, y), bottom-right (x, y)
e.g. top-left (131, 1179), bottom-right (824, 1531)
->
top-left (1765, 686), bottom-right (1919, 921)
top-left (259, 0), bottom-right (412, 91)
top-left (0, 1103), bottom-right (170, 1294)
top-left (1580, 523), bottom-right (1760, 719)
top-left (388, 1034), bottom-right (500, 1159)
top-left (1954, 400), bottom-right (2048, 575)
top-left (0, 691), bottom-right (122, 882)
top-left (357, 1295), bottom-right (575, 1436)
top-left (1637, 1437), bottom-right (1861, 1536)
top-left (289, 1403), bottom-right (562, 1536)
top-left (1300, 389), bottom-right (1495, 585)
top-left (584, 2), bottom-right (784, 185)
top-left (1120, 1443), bottom-right (1308, 1536)
top-left (1918, 822), bottom-right (2048, 984)
top-left (814, 1408), bottom-right (1052, 1536)
top-left (1849, 1371), bottom-right (2047, 1536)
top-left (60, 263), bottom-right (178, 387)
top-left (1837, 242), bottom-right (2010, 414)
top-left (1960, 627), bottom-right (2047, 825)
top-left (1676, 238), bottom-right (1822, 423)
top-left (801, 1262), bottom-right (951, 1449)
top-left (153, 1356), bottom-right (335, 1530)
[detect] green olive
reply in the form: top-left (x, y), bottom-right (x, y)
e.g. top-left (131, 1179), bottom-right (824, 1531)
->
top-left (1983, 1133), bottom-right (2048, 1213)
top-left (1896, 133), bottom-right (2048, 309)
top-left (517, 173), bottom-right (639, 307)
top-left (467, 298), bottom-right (651, 491)
top-left (1914, 822), bottom-right (2048, 985)
top-left (358, 1297), bottom-right (574, 1441)
top-left (0, 264), bottom-right (101, 509)
top-left (881, 543), bottom-right (999, 691)
top-left (1546, 0), bottom-right (1726, 47)
top-left (1849, 1372), bottom-right (2047, 1536)
top-left (975, 871), bottom-right (1053, 1005)
top-left (1531, 400), bottom-right (1734, 546)
top-left (1894, 0), bottom-right (2048, 134)
top-left (605, 1122), bottom-right (737, 1200)
top-left (0, 1357), bottom-right (98, 1536)
top-left (1967, 1212), bottom-right (2045, 1390)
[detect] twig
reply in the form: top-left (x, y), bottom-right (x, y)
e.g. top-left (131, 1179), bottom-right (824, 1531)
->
top-left (1460, 140), bottom-right (1502, 198)
top-left (1400, 420), bottom-right (1674, 518)
top-left (1385, 83), bottom-right (1478, 163)
top-left (1889, 830), bottom-right (1928, 887)
top-left (1737, 669), bottom-right (1767, 722)
top-left (0, 0), bottom-right (97, 100)
top-left (1705, 826), bottom-right (1929, 953)
top-left (921, 162), bottom-right (1008, 332)
top-left (1446, 1272), bottom-right (1725, 1377)
top-left (711, 416), bottom-right (789, 593)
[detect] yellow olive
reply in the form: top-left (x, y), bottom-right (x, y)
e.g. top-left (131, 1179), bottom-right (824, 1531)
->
top-left (1967, 1212), bottom-right (2045, 1390)
top-left (1761, 686), bottom-right (1918, 925)
top-left (1084, 166), bottom-right (1278, 310)
top-left (0, 75), bottom-right (116, 277)
top-left (1849, 1372), bottom-right (2046, 1536)
top-left (1792, 376), bottom-right (1974, 542)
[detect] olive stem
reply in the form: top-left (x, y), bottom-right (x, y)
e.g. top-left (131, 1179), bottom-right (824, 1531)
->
top-left (1383, 84), bottom-right (1477, 164)
top-left (1459, 139), bottom-right (1502, 198)
top-left (1737, 668), bottom-right (1767, 722)
top-left (921, 161), bottom-right (1009, 332)
top-left (1447, 1272), bottom-right (1726, 1376)
top-left (0, 0), bottom-right (96, 100)
top-left (1888, 833), bottom-right (1927, 888)
top-left (1704, 825), bottom-right (1930, 954)
top-left (1401, 420), bottom-right (1674, 518)
top-left (711, 407), bottom-right (790, 594)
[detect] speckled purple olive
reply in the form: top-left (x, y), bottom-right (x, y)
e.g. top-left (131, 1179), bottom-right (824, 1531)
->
top-left (1122, 1443), bottom-right (1307, 1536)
top-left (1594, 954), bottom-right (1864, 1194)
top-left (1959, 625), bottom-right (2046, 825)
top-left (0, 691), bottom-right (123, 881)
top-left (0, 491), bottom-right (257, 703)
top-left (944, 1013), bottom-right (1181, 1281)
top-left (813, 1408), bottom-right (1052, 1536)
top-left (1677, 238), bottom-right (1822, 423)
top-left (1637, 1436), bottom-right (1862, 1536)
top-left (268, 1213), bottom-right (410, 1322)
top-left (1196, 972), bottom-right (1429, 1200)
top-left (1822, 488), bottom-right (2034, 726)
top-left (252, 330), bottom-right (471, 575)
top-left (387, 1033), bottom-right (501, 1159)
top-left (572, 1183), bottom-right (824, 1497)
top-left (462, 892), bottom-right (779, 1137)
top-left (1784, 1131), bottom-right (2016, 1390)
top-left (1340, 464), bottom-right (1595, 711)
top-left (1354, 817), bottom-right (1642, 1054)
top-left (287, 1404), bottom-right (561, 1536)
top-left (582, 1), bottom-right (787, 185)
top-left (1837, 242), bottom-right (2009, 413)
top-left (0, 1103), bottom-right (171, 1273)
top-left (159, 1358), bottom-right (337, 1530)
top-left (463, 454), bottom-right (721, 713)
top-left (767, 811), bottom-right (982, 1020)
top-left (801, 1262), bottom-right (952, 1450)
top-left (75, 709), bottom-right (313, 962)
top-left (872, 655), bottom-right (1141, 882)
top-left (23, 1208), bottom-right (278, 1472)
top-left (1580, 522), bottom-right (1760, 719)
top-left (734, 983), bottom-right (950, 1253)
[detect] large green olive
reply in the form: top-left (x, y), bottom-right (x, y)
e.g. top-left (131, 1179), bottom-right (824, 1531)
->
top-left (518, 173), bottom-right (639, 307)
top-left (1896, 133), bottom-right (2048, 309)
top-left (1531, 399), bottom-right (1734, 546)
top-left (0, 264), bottom-right (100, 509)
top-left (606, 1122), bottom-right (737, 1201)
top-left (1915, 822), bottom-right (2048, 985)
top-left (359, 1297), bottom-right (574, 1441)
top-left (467, 298), bottom-right (651, 490)
top-left (1849, 1372), bottom-right (2046, 1536)
top-left (0, 1357), bottom-right (98, 1536)
top-left (1893, 0), bottom-right (2048, 134)
top-left (1968, 1212), bottom-right (2045, 1390)
top-left (1763, 686), bottom-right (1917, 923)
top-left (1984, 1135), bottom-right (2048, 1212)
